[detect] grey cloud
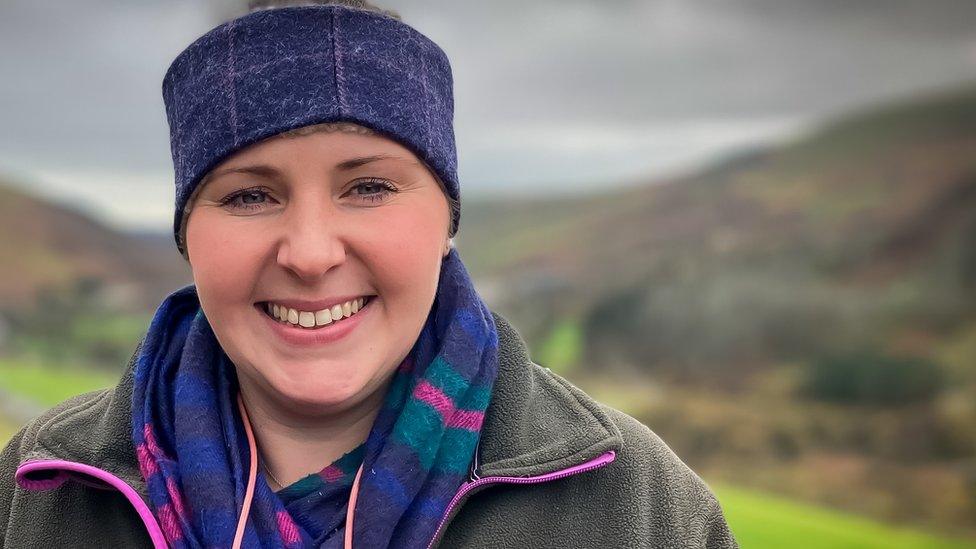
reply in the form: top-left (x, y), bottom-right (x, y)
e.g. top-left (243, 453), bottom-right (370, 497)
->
top-left (0, 0), bottom-right (974, 228)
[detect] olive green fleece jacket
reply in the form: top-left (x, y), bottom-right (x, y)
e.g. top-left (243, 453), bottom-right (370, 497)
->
top-left (0, 313), bottom-right (737, 548)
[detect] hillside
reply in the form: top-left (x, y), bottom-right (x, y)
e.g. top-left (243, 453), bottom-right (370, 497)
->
top-left (0, 182), bottom-right (190, 313)
top-left (459, 83), bottom-right (976, 379)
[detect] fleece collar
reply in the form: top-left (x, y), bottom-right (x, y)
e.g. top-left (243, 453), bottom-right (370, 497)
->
top-left (21, 312), bottom-right (622, 492)
top-left (477, 313), bottom-right (623, 478)
top-left (19, 348), bottom-right (145, 494)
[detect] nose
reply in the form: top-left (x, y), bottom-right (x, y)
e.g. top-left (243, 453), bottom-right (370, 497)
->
top-left (275, 201), bottom-right (347, 282)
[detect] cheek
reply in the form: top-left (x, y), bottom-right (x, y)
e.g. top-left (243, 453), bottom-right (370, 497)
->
top-left (186, 211), bottom-right (266, 306)
top-left (361, 203), bottom-right (447, 296)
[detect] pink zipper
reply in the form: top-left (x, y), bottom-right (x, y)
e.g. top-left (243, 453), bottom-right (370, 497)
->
top-left (425, 450), bottom-right (617, 549)
top-left (15, 459), bottom-right (167, 549)
top-left (16, 450), bottom-right (617, 549)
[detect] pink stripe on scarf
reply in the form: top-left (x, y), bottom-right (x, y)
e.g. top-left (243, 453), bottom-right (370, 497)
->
top-left (143, 424), bottom-right (163, 455)
top-left (320, 465), bottom-right (343, 483)
top-left (414, 380), bottom-right (455, 419)
top-left (276, 510), bottom-right (302, 546)
top-left (136, 443), bottom-right (159, 476)
top-left (166, 477), bottom-right (188, 522)
top-left (446, 410), bottom-right (485, 431)
top-left (159, 503), bottom-right (184, 542)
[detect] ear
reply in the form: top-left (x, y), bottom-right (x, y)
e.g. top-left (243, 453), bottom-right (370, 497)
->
top-left (443, 237), bottom-right (454, 257)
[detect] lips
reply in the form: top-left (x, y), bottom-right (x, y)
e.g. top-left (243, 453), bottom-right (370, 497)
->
top-left (257, 295), bottom-right (376, 347)
top-left (260, 296), bottom-right (373, 329)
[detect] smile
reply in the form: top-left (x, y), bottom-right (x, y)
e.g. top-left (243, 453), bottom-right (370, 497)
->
top-left (262, 296), bottom-right (372, 329)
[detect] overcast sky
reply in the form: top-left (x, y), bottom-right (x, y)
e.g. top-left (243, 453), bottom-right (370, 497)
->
top-left (1, 0), bottom-right (975, 231)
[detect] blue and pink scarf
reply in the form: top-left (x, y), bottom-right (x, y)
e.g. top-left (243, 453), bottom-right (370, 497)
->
top-left (131, 249), bottom-right (498, 547)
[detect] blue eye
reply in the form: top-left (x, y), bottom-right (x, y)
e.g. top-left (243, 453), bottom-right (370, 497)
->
top-left (350, 179), bottom-right (397, 203)
top-left (221, 187), bottom-right (271, 211)
top-left (219, 181), bottom-right (396, 211)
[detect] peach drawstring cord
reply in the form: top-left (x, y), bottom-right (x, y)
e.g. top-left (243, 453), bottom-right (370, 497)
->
top-left (233, 393), bottom-right (259, 549)
top-left (234, 392), bottom-right (365, 549)
top-left (344, 462), bottom-right (365, 548)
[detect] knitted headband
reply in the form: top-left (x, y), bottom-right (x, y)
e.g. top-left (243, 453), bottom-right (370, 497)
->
top-left (162, 5), bottom-right (460, 254)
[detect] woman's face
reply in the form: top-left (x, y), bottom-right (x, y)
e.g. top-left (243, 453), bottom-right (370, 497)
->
top-left (185, 127), bottom-right (450, 416)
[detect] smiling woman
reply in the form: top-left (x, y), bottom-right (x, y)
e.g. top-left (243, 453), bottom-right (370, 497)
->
top-left (184, 128), bottom-right (452, 425)
top-left (0, 1), bottom-right (736, 548)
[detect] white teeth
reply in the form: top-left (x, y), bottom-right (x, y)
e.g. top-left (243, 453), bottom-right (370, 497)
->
top-left (315, 308), bottom-right (333, 326)
top-left (267, 297), bottom-right (370, 329)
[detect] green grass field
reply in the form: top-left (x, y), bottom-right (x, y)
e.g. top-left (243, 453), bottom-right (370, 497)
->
top-left (536, 317), bottom-right (583, 375)
top-left (714, 484), bottom-right (976, 548)
top-left (1, 360), bottom-right (974, 548)
top-left (0, 358), bottom-right (117, 407)
top-left (0, 414), bottom-right (17, 446)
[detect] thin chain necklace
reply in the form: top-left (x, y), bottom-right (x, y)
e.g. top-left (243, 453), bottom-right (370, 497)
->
top-left (258, 446), bottom-right (286, 490)
top-left (264, 463), bottom-right (285, 490)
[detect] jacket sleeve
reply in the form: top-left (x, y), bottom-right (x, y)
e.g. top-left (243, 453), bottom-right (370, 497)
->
top-left (0, 426), bottom-right (28, 548)
top-left (605, 405), bottom-right (740, 548)
top-left (701, 483), bottom-right (738, 549)
top-left (656, 452), bottom-right (739, 549)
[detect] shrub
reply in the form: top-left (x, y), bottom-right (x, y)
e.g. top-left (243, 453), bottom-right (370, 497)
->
top-left (802, 350), bottom-right (945, 405)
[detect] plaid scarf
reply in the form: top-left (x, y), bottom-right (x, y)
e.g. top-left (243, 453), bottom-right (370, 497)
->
top-left (132, 249), bottom-right (498, 547)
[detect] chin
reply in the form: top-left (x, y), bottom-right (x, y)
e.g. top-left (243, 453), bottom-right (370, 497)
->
top-left (270, 375), bottom-right (372, 414)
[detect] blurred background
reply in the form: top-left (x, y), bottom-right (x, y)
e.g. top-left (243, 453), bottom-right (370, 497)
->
top-left (2, 1), bottom-right (976, 546)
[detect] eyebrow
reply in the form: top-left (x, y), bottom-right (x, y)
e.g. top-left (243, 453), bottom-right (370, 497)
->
top-left (205, 154), bottom-right (415, 183)
top-left (204, 165), bottom-right (280, 183)
top-left (335, 154), bottom-right (403, 171)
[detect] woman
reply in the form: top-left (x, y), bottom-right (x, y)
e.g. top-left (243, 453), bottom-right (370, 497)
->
top-left (0, 2), bottom-right (737, 548)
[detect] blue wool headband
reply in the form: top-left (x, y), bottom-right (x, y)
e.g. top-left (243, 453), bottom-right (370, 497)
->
top-left (162, 5), bottom-right (460, 253)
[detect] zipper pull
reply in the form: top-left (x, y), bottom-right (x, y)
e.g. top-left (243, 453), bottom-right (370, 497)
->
top-left (468, 439), bottom-right (482, 482)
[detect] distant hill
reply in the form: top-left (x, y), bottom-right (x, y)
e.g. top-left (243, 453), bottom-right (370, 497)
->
top-left (0, 183), bottom-right (190, 313)
top-left (458, 82), bottom-right (976, 379)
